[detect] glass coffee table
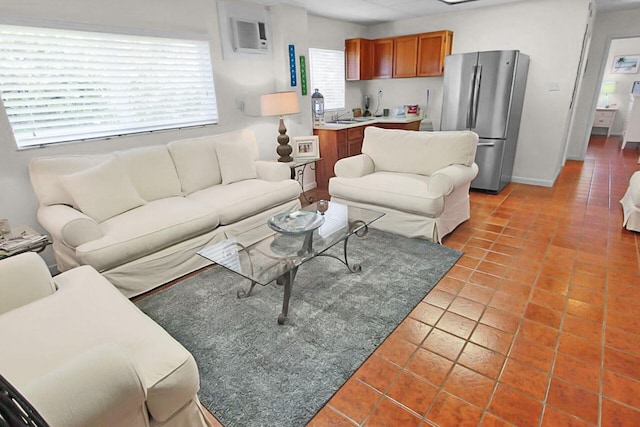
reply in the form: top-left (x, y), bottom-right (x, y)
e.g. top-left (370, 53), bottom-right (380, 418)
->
top-left (197, 201), bottom-right (384, 324)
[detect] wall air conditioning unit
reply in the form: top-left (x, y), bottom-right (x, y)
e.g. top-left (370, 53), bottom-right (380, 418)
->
top-left (231, 18), bottom-right (269, 54)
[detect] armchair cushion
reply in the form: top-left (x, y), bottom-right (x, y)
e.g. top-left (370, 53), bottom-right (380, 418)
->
top-left (330, 172), bottom-right (444, 217)
top-left (60, 157), bottom-right (146, 223)
top-left (362, 127), bottom-right (478, 175)
top-left (0, 252), bottom-right (56, 315)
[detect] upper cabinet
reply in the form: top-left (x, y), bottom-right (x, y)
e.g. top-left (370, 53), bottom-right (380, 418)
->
top-left (417, 31), bottom-right (453, 77)
top-left (345, 38), bottom-right (373, 81)
top-left (345, 30), bottom-right (453, 81)
top-left (393, 35), bottom-right (418, 78)
top-left (372, 38), bottom-right (394, 79)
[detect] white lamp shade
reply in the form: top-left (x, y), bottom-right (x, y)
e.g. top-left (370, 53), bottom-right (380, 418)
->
top-left (260, 91), bottom-right (300, 117)
top-left (601, 81), bottom-right (616, 94)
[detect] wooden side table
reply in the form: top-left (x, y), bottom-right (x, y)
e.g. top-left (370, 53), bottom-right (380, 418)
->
top-left (0, 225), bottom-right (51, 260)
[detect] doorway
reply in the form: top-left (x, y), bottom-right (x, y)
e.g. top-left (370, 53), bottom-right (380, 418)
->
top-left (590, 37), bottom-right (640, 145)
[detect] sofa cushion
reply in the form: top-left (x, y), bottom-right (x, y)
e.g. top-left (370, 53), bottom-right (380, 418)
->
top-left (216, 140), bottom-right (258, 185)
top-left (29, 155), bottom-right (112, 207)
top-left (187, 179), bottom-right (301, 225)
top-left (168, 136), bottom-right (222, 194)
top-left (75, 197), bottom-right (220, 271)
top-left (329, 172), bottom-right (445, 217)
top-left (117, 145), bottom-right (182, 201)
top-left (60, 158), bottom-right (146, 223)
top-left (362, 127), bottom-right (478, 176)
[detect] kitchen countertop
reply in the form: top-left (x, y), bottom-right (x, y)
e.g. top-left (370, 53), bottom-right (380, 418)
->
top-left (314, 116), bottom-right (424, 130)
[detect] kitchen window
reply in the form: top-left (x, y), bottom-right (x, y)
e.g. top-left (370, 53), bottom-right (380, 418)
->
top-left (308, 48), bottom-right (345, 111)
top-left (0, 24), bottom-right (218, 149)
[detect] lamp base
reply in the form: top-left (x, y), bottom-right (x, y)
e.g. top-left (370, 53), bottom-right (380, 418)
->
top-left (276, 116), bottom-right (293, 162)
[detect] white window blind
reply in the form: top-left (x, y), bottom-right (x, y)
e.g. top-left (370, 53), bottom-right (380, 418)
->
top-left (309, 48), bottom-right (345, 111)
top-left (0, 25), bottom-right (218, 148)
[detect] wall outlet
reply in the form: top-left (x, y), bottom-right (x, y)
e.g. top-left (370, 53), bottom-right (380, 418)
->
top-left (378, 89), bottom-right (383, 97)
top-left (548, 81), bottom-right (560, 91)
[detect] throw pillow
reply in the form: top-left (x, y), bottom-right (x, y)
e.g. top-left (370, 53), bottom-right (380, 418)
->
top-left (216, 140), bottom-right (258, 185)
top-left (60, 157), bottom-right (145, 223)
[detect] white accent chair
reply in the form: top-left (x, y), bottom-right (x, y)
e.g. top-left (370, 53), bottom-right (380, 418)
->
top-left (621, 171), bottom-right (640, 232)
top-left (329, 127), bottom-right (478, 242)
top-left (0, 252), bottom-right (211, 427)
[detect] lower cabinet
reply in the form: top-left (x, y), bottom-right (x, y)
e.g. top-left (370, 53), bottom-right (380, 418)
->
top-left (314, 122), bottom-right (420, 190)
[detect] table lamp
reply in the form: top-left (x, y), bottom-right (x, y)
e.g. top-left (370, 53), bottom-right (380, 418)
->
top-left (260, 91), bottom-right (300, 162)
top-left (601, 81), bottom-right (616, 108)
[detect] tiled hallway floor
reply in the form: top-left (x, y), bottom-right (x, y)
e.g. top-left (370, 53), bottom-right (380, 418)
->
top-left (304, 136), bottom-right (640, 426)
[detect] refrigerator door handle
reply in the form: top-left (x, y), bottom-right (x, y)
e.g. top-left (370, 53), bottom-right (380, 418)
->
top-left (470, 65), bottom-right (482, 129)
top-left (478, 142), bottom-right (495, 146)
top-left (466, 65), bottom-right (477, 129)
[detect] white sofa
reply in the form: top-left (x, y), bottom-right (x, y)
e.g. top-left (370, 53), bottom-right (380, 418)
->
top-left (0, 252), bottom-right (211, 427)
top-left (329, 127), bottom-right (478, 242)
top-left (621, 170), bottom-right (640, 232)
top-left (29, 129), bottom-right (301, 297)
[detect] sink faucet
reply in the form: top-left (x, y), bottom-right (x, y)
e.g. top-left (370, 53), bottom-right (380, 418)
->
top-left (331, 110), bottom-right (351, 121)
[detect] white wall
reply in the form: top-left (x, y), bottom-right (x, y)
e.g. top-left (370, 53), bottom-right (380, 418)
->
top-left (360, 0), bottom-right (592, 187)
top-left (569, 7), bottom-right (640, 159)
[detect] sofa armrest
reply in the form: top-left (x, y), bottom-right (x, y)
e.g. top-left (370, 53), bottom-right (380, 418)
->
top-left (255, 160), bottom-right (291, 182)
top-left (334, 154), bottom-right (375, 178)
top-left (428, 163), bottom-right (480, 196)
top-left (23, 343), bottom-right (148, 427)
top-left (0, 252), bottom-right (56, 315)
top-left (37, 205), bottom-right (102, 248)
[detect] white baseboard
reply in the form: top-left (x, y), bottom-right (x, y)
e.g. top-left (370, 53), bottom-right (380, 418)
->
top-left (511, 175), bottom-right (555, 188)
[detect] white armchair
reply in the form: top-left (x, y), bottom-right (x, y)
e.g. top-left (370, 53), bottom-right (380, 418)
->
top-left (0, 252), bottom-right (211, 427)
top-left (329, 127), bottom-right (479, 242)
top-left (621, 171), bottom-right (640, 232)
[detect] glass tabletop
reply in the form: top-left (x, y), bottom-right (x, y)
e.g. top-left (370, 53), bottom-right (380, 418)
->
top-left (197, 201), bottom-right (384, 286)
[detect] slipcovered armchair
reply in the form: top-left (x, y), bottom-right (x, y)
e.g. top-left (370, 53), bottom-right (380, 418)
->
top-left (621, 170), bottom-right (640, 232)
top-left (329, 127), bottom-right (479, 242)
top-left (0, 252), bottom-right (211, 427)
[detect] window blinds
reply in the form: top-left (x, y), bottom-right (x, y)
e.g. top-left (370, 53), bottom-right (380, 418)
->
top-left (309, 48), bottom-right (345, 111)
top-left (0, 25), bottom-right (218, 148)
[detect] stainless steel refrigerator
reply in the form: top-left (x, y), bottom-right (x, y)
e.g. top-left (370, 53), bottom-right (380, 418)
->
top-left (440, 50), bottom-right (529, 193)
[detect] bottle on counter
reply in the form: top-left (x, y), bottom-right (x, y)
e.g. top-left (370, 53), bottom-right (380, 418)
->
top-left (312, 89), bottom-right (325, 126)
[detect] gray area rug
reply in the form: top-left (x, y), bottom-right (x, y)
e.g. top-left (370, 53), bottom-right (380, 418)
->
top-left (136, 229), bottom-right (461, 427)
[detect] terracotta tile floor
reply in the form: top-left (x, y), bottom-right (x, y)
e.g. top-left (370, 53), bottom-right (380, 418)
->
top-left (306, 135), bottom-right (640, 427)
top-left (204, 135), bottom-right (640, 426)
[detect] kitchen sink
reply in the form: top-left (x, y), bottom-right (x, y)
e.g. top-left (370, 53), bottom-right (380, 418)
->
top-left (326, 118), bottom-right (375, 124)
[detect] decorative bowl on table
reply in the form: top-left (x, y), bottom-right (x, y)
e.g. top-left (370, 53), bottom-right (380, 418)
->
top-left (268, 210), bottom-right (325, 235)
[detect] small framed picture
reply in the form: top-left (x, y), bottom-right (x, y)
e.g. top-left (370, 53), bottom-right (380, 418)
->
top-left (293, 136), bottom-right (319, 159)
top-left (612, 55), bottom-right (640, 74)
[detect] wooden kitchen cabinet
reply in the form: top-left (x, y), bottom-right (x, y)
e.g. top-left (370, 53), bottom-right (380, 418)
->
top-left (417, 30), bottom-right (453, 77)
top-left (345, 30), bottom-right (453, 80)
top-left (393, 35), bottom-right (418, 78)
top-left (345, 38), bottom-right (373, 81)
top-left (372, 38), bottom-right (394, 79)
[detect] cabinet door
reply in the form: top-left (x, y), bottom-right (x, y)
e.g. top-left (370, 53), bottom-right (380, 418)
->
top-left (393, 35), bottom-right (418, 78)
top-left (347, 126), bottom-right (365, 156)
top-left (372, 38), bottom-right (393, 79)
top-left (417, 31), bottom-right (453, 77)
top-left (345, 38), bottom-right (372, 81)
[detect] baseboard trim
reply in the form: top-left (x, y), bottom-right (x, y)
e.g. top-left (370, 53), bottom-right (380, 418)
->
top-left (511, 175), bottom-right (555, 188)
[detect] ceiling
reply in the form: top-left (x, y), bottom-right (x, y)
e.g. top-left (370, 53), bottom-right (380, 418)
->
top-left (241, 0), bottom-right (640, 25)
